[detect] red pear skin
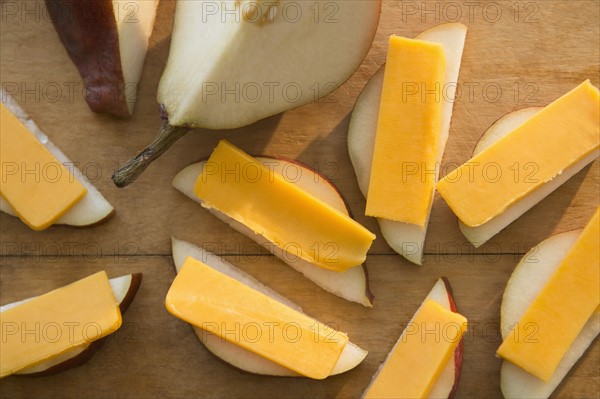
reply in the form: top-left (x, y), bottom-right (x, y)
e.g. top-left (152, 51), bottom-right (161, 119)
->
top-left (442, 277), bottom-right (464, 399)
top-left (46, 0), bottom-right (129, 117)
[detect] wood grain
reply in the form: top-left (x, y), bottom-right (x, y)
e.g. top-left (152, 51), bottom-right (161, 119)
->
top-left (1, 0), bottom-right (598, 398)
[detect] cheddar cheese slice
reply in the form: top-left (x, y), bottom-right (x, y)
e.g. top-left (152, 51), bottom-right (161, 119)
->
top-left (0, 271), bottom-right (121, 378)
top-left (497, 208), bottom-right (600, 382)
top-left (363, 300), bottom-right (467, 398)
top-left (437, 81), bottom-right (600, 227)
top-left (194, 140), bottom-right (375, 272)
top-left (165, 256), bottom-right (349, 379)
top-left (0, 102), bottom-right (87, 230)
top-left (365, 36), bottom-right (446, 226)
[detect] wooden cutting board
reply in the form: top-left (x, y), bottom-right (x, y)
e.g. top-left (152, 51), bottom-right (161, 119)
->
top-left (1, 1), bottom-right (598, 397)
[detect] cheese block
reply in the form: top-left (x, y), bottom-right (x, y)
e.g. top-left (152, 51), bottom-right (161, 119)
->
top-left (365, 36), bottom-right (446, 227)
top-left (437, 80), bottom-right (600, 227)
top-left (0, 102), bottom-right (87, 230)
top-left (497, 208), bottom-right (600, 382)
top-left (165, 256), bottom-right (349, 379)
top-left (194, 140), bottom-right (375, 272)
top-left (363, 299), bottom-right (467, 398)
top-left (0, 271), bottom-right (122, 377)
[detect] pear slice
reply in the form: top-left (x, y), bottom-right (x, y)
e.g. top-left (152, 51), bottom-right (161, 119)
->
top-left (0, 273), bottom-right (142, 376)
top-left (499, 231), bottom-right (599, 398)
top-left (0, 90), bottom-right (114, 227)
top-left (362, 278), bottom-right (464, 398)
top-left (172, 157), bottom-right (373, 307)
top-left (45, 0), bottom-right (159, 116)
top-left (112, 0), bottom-right (381, 186)
top-left (459, 108), bottom-right (600, 246)
top-left (171, 238), bottom-right (368, 377)
top-left (348, 23), bottom-right (467, 265)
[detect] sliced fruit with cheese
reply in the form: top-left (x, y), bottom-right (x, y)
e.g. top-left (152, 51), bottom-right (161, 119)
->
top-left (348, 23), bottom-right (467, 264)
top-left (500, 229), bottom-right (599, 398)
top-left (0, 271), bottom-right (129, 377)
top-left (424, 278), bottom-right (464, 399)
top-left (362, 281), bottom-right (467, 399)
top-left (168, 243), bottom-right (368, 378)
top-left (194, 140), bottom-right (374, 272)
top-left (172, 151), bottom-right (375, 307)
top-left (0, 273), bottom-right (141, 376)
top-left (497, 208), bottom-right (599, 382)
top-left (365, 35), bottom-right (445, 226)
top-left (0, 90), bottom-right (114, 228)
top-left (500, 219), bottom-right (600, 398)
top-left (0, 102), bottom-right (86, 229)
top-left (437, 81), bottom-right (600, 231)
top-left (458, 105), bottom-right (599, 246)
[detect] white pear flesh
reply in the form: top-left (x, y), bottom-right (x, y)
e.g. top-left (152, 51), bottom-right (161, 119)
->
top-left (362, 278), bottom-right (463, 398)
top-left (114, 0), bottom-right (160, 114)
top-left (499, 230), bottom-right (600, 399)
top-left (0, 90), bottom-right (114, 227)
top-left (459, 108), bottom-right (600, 246)
top-left (158, 0), bottom-right (381, 129)
top-left (0, 274), bottom-right (138, 375)
top-left (172, 158), bottom-right (373, 307)
top-left (348, 23), bottom-right (467, 265)
top-left (171, 237), bottom-right (368, 377)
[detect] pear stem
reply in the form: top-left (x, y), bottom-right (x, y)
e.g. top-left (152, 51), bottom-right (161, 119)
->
top-left (112, 121), bottom-right (190, 187)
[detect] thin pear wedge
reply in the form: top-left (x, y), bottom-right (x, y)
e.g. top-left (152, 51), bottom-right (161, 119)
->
top-left (46, 0), bottom-right (159, 116)
top-left (171, 238), bottom-right (368, 377)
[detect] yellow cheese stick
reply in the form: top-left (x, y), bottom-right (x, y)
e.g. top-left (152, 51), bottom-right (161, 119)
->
top-left (166, 256), bottom-right (349, 379)
top-left (365, 36), bottom-right (446, 227)
top-left (195, 140), bottom-right (375, 272)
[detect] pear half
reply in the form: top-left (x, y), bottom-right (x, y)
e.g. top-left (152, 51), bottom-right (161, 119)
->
top-left (113, 0), bottom-right (381, 186)
top-left (0, 273), bottom-right (142, 377)
top-left (348, 23), bottom-right (467, 264)
top-left (500, 231), bottom-right (599, 398)
top-left (0, 90), bottom-right (114, 227)
top-left (171, 238), bottom-right (368, 377)
top-left (172, 157), bottom-right (374, 307)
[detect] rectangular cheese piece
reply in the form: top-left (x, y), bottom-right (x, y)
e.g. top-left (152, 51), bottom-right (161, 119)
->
top-left (437, 81), bottom-right (600, 227)
top-left (165, 256), bottom-right (349, 379)
top-left (365, 36), bottom-right (446, 226)
top-left (497, 208), bottom-right (600, 382)
top-left (0, 102), bottom-right (86, 230)
top-left (194, 140), bottom-right (375, 272)
top-left (364, 300), bottom-right (467, 399)
top-left (0, 271), bottom-right (121, 377)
